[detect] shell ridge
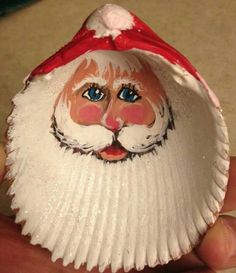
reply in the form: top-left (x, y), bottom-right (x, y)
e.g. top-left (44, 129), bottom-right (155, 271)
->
top-left (154, 151), bottom-right (169, 264)
top-left (123, 159), bottom-right (139, 271)
top-left (75, 159), bottom-right (105, 269)
top-left (59, 154), bottom-right (93, 265)
top-left (110, 162), bottom-right (129, 273)
top-left (136, 154), bottom-right (153, 270)
top-left (162, 144), bottom-right (182, 262)
top-left (85, 163), bottom-right (110, 271)
top-left (98, 163), bottom-right (122, 272)
top-left (48, 155), bottom-right (82, 263)
top-left (40, 153), bottom-right (75, 252)
top-left (164, 141), bottom-right (190, 260)
top-left (71, 157), bottom-right (99, 268)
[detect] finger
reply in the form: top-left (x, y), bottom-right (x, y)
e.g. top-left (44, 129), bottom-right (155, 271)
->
top-left (0, 143), bottom-right (6, 182)
top-left (0, 214), bottom-right (155, 273)
top-left (221, 156), bottom-right (236, 212)
top-left (163, 251), bottom-right (206, 273)
top-left (1, 212), bottom-right (224, 273)
top-left (196, 215), bottom-right (236, 270)
top-left (164, 214), bottom-right (236, 272)
top-left (0, 214), bottom-right (84, 273)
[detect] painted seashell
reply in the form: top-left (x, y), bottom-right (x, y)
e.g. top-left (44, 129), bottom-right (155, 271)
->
top-left (6, 4), bottom-right (229, 273)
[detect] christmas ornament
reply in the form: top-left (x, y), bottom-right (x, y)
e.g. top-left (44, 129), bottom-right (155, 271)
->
top-left (6, 4), bottom-right (229, 272)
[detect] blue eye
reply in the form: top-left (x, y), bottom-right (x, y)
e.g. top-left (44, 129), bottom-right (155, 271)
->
top-left (118, 86), bottom-right (141, 102)
top-left (82, 85), bottom-right (105, 101)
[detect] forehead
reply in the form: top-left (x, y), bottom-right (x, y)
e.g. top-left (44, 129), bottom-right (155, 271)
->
top-left (62, 54), bottom-right (167, 100)
top-left (71, 57), bottom-right (158, 85)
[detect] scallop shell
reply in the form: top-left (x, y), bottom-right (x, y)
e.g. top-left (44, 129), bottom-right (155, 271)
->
top-left (5, 4), bottom-right (229, 273)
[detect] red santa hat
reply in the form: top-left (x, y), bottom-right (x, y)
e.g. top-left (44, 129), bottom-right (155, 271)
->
top-left (27, 4), bottom-right (219, 108)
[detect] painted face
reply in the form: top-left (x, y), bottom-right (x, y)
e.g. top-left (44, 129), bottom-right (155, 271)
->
top-left (55, 58), bottom-right (167, 161)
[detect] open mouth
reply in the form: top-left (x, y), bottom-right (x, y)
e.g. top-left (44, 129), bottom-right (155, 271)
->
top-left (98, 141), bottom-right (128, 161)
top-left (101, 141), bottom-right (126, 155)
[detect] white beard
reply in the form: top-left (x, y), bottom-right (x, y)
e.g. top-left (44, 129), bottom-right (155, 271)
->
top-left (6, 56), bottom-right (228, 273)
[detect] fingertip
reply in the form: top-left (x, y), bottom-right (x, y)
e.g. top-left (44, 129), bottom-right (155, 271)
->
top-left (196, 216), bottom-right (236, 270)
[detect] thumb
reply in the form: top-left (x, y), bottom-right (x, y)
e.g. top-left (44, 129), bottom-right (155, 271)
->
top-left (196, 215), bottom-right (236, 270)
top-left (0, 143), bottom-right (6, 182)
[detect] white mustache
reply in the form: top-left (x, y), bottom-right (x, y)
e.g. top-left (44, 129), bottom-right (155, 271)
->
top-left (118, 98), bottom-right (170, 153)
top-left (54, 100), bottom-right (114, 152)
top-left (54, 98), bottom-right (170, 154)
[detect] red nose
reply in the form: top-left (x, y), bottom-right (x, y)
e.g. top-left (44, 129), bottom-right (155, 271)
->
top-left (104, 114), bottom-right (122, 132)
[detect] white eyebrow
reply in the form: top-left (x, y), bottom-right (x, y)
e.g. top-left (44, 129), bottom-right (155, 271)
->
top-left (112, 77), bottom-right (143, 91)
top-left (72, 76), bottom-right (107, 93)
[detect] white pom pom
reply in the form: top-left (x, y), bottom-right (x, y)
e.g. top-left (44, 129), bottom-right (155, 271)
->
top-left (86, 4), bottom-right (134, 39)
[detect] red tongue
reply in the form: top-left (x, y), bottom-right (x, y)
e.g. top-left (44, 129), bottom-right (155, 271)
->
top-left (102, 144), bottom-right (126, 155)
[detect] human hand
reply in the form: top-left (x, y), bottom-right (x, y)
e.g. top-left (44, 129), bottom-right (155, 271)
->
top-left (0, 143), bottom-right (235, 273)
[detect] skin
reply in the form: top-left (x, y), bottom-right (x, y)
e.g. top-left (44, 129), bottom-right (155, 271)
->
top-left (0, 143), bottom-right (236, 272)
top-left (56, 59), bottom-right (166, 161)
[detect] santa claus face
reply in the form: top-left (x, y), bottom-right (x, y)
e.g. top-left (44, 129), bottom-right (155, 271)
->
top-left (54, 56), bottom-right (170, 161)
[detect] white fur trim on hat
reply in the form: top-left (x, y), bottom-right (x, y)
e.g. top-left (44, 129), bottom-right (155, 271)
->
top-left (86, 4), bottom-right (134, 39)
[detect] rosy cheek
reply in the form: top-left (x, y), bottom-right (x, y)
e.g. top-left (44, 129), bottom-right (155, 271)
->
top-left (120, 105), bottom-right (147, 125)
top-left (72, 105), bottom-right (103, 124)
